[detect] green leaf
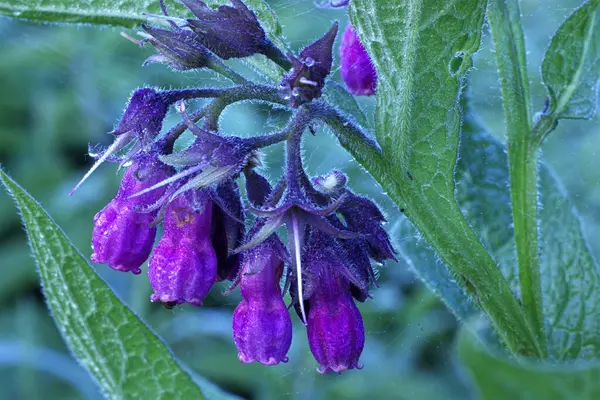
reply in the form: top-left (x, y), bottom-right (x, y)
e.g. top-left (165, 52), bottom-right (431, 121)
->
top-left (455, 117), bottom-right (600, 360)
top-left (458, 323), bottom-right (600, 399)
top-left (323, 81), bottom-right (371, 131)
top-left (542, 0), bottom-right (600, 120)
top-left (0, 169), bottom-right (207, 399)
top-left (0, 0), bottom-right (188, 27)
top-left (347, 0), bottom-right (541, 356)
top-left (539, 165), bottom-right (600, 360)
top-left (487, 0), bottom-right (545, 353)
top-left (392, 218), bottom-right (479, 320)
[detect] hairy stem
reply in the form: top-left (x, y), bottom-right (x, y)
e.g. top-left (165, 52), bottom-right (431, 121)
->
top-left (160, 84), bottom-right (288, 149)
top-left (262, 43), bottom-right (292, 71)
top-left (488, 0), bottom-right (546, 357)
top-left (207, 57), bottom-right (249, 85)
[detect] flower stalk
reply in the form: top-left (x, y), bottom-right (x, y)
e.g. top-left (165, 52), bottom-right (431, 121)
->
top-left (75, 0), bottom-right (398, 373)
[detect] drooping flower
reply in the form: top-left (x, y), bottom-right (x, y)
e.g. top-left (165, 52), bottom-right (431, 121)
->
top-left (339, 24), bottom-right (377, 96)
top-left (313, 170), bottom-right (396, 263)
top-left (293, 229), bottom-right (365, 373)
top-left (91, 155), bottom-right (174, 274)
top-left (232, 232), bottom-right (292, 365)
top-left (280, 22), bottom-right (338, 107)
top-left (148, 189), bottom-right (217, 306)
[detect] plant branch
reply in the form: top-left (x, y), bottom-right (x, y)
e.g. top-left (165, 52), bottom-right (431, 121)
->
top-left (262, 42), bottom-right (292, 70)
top-left (159, 84), bottom-right (288, 150)
top-left (207, 57), bottom-right (249, 85)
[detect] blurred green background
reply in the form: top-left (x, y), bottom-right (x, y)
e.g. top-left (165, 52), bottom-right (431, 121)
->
top-left (0, 0), bottom-right (598, 399)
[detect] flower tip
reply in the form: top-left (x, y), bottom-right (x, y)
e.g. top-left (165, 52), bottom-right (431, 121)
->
top-left (317, 362), bottom-right (362, 374)
top-left (237, 352), bottom-right (255, 364)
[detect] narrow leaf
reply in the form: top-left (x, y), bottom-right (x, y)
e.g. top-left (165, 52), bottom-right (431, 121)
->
top-left (347, 0), bottom-right (541, 356)
top-left (0, 169), bottom-right (207, 399)
top-left (458, 324), bottom-right (600, 399)
top-left (542, 0), bottom-right (600, 119)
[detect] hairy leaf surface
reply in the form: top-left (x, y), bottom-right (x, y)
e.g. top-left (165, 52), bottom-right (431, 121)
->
top-left (455, 119), bottom-right (600, 360)
top-left (0, 169), bottom-right (208, 399)
top-left (459, 324), bottom-right (600, 399)
top-left (347, 0), bottom-right (541, 355)
top-left (542, 0), bottom-right (600, 119)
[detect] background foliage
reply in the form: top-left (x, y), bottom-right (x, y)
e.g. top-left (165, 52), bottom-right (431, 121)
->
top-left (0, 0), bottom-right (599, 398)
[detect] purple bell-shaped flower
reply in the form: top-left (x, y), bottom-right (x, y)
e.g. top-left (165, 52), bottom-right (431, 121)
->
top-left (339, 24), bottom-right (377, 96)
top-left (148, 190), bottom-right (218, 306)
top-left (307, 268), bottom-right (365, 374)
top-left (91, 155), bottom-right (174, 274)
top-left (295, 230), bottom-right (366, 373)
top-left (232, 233), bottom-right (292, 365)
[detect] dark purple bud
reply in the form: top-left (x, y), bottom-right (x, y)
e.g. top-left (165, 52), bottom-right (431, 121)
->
top-left (91, 156), bottom-right (174, 274)
top-left (233, 236), bottom-right (292, 365)
top-left (338, 194), bottom-right (396, 262)
top-left (183, 0), bottom-right (271, 60)
top-left (210, 180), bottom-right (245, 281)
top-left (306, 262), bottom-right (364, 374)
top-left (141, 24), bottom-right (211, 70)
top-left (148, 190), bottom-right (217, 305)
top-left (243, 169), bottom-right (272, 207)
top-left (280, 22), bottom-right (338, 107)
top-left (111, 88), bottom-right (170, 146)
top-left (339, 24), bottom-right (377, 96)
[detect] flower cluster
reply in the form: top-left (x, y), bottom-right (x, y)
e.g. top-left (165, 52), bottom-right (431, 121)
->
top-left (75, 0), bottom-right (394, 373)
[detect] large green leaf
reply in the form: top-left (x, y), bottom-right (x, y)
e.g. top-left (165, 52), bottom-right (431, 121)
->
top-left (0, 169), bottom-right (207, 399)
top-left (542, 0), bottom-right (600, 120)
top-left (0, 0), bottom-right (187, 27)
top-left (458, 323), bottom-right (600, 399)
top-left (455, 117), bottom-right (600, 360)
top-left (346, 0), bottom-right (541, 356)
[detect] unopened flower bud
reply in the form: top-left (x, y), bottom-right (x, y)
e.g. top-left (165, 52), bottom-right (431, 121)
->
top-left (338, 193), bottom-right (396, 262)
top-left (183, 0), bottom-right (271, 60)
top-left (111, 88), bottom-right (170, 146)
top-left (281, 22), bottom-right (338, 107)
top-left (339, 24), bottom-right (377, 96)
top-left (233, 235), bottom-right (292, 365)
top-left (91, 156), bottom-right (174, 274)
top-left (149, 190), bottom-right (217, 305)
top-left (142, 24), bottom-right (211, 70)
